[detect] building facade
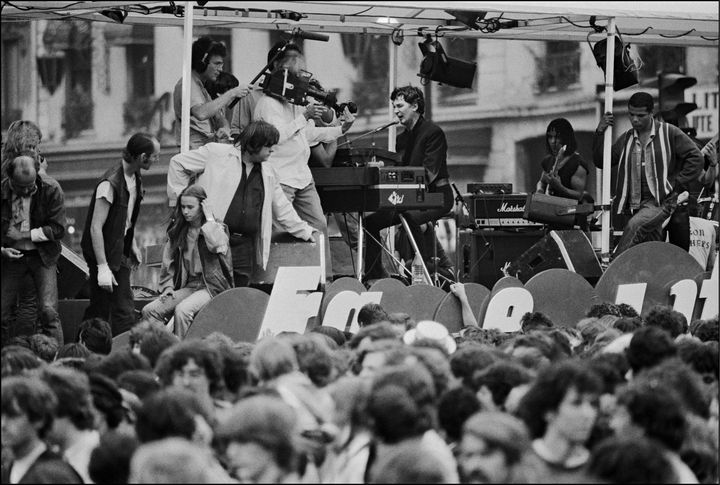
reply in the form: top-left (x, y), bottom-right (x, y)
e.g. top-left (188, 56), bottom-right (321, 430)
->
top-left (2, 20), bottom-right (717, 286)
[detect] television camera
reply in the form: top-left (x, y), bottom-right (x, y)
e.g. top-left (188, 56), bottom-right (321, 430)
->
top-left (261, 67), bottom-right (357, 117)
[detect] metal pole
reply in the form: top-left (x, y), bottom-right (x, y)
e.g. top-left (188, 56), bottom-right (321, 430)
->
top-left (399, 214), bottom-right (432, 284)
top-left (356, 214), bottom-right (364, 281)
top-left (388, 36), bottom-right (397, 152)
top-left (593, 84), bottom-right (604, 251)
top-left (31, 22), bottom-right (39, 127)
top-left (600, 18), bottom-right (616, 265)
top-left (180, 1), bottom-right (194, 153)
top-left (387, 36), bottom-right (398, 268)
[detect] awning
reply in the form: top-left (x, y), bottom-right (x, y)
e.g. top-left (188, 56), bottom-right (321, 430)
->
top-left (4, 1), bottom-right (717, 47)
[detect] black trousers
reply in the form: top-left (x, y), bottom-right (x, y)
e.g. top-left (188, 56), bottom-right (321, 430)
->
top-left (666, 204), bottom-right (690, 251)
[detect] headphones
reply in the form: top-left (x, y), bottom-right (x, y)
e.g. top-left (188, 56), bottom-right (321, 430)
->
top-left (194, 39), bottom-right (220, 73)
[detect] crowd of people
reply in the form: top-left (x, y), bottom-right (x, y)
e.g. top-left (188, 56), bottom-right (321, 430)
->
top-left (1, 32), bottom-right (719, 484)
top-left (1, 301), bottom-right (718, 483)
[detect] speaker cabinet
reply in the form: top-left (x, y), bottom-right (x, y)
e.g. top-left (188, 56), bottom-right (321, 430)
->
top-left (507, 230), bottom-right (602, 284)
top-left (459, 229), bottom-right (545, 288)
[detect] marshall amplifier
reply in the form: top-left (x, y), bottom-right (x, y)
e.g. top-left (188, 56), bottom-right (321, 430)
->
top-left (471, 194), bottom-right (543, 228)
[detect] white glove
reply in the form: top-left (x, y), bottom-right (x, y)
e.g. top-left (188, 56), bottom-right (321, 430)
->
top-left (97, 263), bottom-right (118, 292)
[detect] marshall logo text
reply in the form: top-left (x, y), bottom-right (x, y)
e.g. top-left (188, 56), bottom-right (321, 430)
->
top-left (498, 202), bottom-right (525, 213)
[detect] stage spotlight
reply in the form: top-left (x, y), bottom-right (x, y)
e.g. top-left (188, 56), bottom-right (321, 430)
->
top-left (100, 9), bottom-right (128, 24)
top-left (417, 36), bottom-right (476, 89)
top-left (592, 36), bottom-right (639, 91)
top-left (445, 9), bottom-right (487, 30)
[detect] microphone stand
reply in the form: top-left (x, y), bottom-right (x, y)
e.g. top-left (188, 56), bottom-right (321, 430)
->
top-left (452, 183), bottom-right (474, 282)
top-left (337, 121), bottom-right (398, 149)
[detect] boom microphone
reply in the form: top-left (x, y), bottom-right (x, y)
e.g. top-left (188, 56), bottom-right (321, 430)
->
top-left (292, 28), bottom-right (329, 42)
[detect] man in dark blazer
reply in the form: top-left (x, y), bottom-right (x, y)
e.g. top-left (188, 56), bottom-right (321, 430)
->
top-left (1, 377), bottom-right (82, 484)
top-left (363, 85), bottom-right (454, 281)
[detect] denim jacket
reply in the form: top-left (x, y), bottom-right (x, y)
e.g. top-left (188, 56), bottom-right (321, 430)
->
top-left (1, 175), bottom-right (66, 267)
top-left (158, 221), bottom-right (234, 297)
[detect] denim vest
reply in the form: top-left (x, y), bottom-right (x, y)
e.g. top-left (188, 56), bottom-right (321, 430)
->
top-left (81, 164), bottom-right (142, 271)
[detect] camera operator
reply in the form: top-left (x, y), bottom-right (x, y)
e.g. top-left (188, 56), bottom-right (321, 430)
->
top-left (230, 42), bottom-right (303, 140)
top-left (253, 52), bottom-right (356, 282)
top-left (173, 37), bottom-right (254, 149)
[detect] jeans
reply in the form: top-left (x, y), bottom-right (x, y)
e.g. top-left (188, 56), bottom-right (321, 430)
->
top-left (84, 260), bottom-right (136, 336)
top-left (5, 276), bottom-right (39, 338)
top-left (1, 251), bottom-right (63, 345)
top-left (280, 181), bottom-right (332, 280)
top-left (332, 212), bottom-right (360, 250)
top-left (141, 281), bottom-right (211, 338)
top-left (613, 197), bottom-right (674, 258)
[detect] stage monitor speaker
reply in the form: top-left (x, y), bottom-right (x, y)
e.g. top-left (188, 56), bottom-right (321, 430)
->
top-left (459, 229), bottom-right (545, 289)
top-left (58, 243), bottom-right (90, 299)
top-left (506, 230), bottom-right (602, 284)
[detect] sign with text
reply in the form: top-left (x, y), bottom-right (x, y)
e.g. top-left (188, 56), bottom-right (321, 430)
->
top-left (687, 84), bottom-right (719, 139)
top-left (192, 242), bottom-right (717, 340)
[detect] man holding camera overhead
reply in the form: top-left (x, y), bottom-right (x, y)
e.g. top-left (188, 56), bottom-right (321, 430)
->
top-left (252, 49), bottom-right (356, 281)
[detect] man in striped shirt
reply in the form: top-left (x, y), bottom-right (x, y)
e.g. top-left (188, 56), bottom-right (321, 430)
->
top-left (593, 91), bottom-right (703, 258)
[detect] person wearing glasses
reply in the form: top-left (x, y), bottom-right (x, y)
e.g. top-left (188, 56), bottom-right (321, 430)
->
top-left (0, 120), bottom-right (58, 340)
top-left (81, 133), bottom-right (160, 336)
top-left (1, 149), bottom-right (67, 345)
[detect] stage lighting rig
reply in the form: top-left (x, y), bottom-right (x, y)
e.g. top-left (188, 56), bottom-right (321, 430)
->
top-left (417, 35), bottom-right (476, 89)
top-left (100, 9), bottom-right (128, 24)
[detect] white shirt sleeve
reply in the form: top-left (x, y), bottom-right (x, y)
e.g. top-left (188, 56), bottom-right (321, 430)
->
top-left (254, 96), bottom-right (307, 143)
top-left (96, 181), bottom-right (114, 203)
top-left (30, 228), bottom-right (50, 242)
top-left (167, 144), bottom-right (215, 207)
top-left (305, 122), bottom-right (343, 145)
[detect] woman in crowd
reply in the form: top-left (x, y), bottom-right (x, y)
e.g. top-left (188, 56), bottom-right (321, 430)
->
top-left (141, 184), bottom-right (233, 337)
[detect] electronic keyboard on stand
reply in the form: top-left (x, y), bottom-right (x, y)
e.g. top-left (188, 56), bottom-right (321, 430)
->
top-left (312, 166), bottom-right (445, 212)
top-left (312, 161), bottom-right (447, 282)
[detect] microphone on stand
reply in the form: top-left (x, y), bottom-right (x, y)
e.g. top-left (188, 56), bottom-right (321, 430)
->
top-left (452, 183), bottom-right (475, 230)
top-left (452, 183), bottom-right (465, 204)
top-left (337, 121), bottom-right (399, 148)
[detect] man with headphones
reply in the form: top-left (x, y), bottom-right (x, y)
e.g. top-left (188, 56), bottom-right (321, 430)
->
top-left (173, 36), bottom-right (253, 149)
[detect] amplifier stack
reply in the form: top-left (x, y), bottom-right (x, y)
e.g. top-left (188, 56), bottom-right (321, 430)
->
top-left (469, 193), bottom-right (542, 229)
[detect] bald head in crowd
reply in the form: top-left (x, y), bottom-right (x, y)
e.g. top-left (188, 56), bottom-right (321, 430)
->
top-left (8, 152), bottom-right (39, 188)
